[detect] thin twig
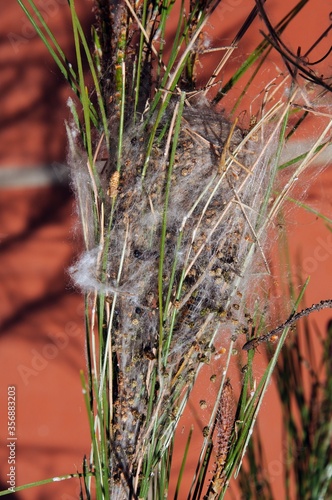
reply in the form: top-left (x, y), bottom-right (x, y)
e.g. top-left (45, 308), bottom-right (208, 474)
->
top-left (243, 299), bottom-right (332, 350)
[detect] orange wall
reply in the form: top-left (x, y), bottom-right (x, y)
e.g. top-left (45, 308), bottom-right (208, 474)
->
top-left (0, 1), bottom-right (331, 498)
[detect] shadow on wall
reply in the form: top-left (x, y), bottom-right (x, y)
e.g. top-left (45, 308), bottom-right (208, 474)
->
top-left (0, 1), bottom-right (95, 165)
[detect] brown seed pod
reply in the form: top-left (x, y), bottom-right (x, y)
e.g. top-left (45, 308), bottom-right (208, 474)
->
top-left (207, 378), bottom-right (235, 497)
top-left (107, 170), bottom-right (120, 198)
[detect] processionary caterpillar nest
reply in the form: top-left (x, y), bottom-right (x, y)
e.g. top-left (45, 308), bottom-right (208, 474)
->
top-left (70, 97), bottom-right (278, 490)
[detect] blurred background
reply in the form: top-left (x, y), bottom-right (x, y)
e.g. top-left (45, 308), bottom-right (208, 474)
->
top-left (0, 2), bottom-right (94, 498)
top-left (0, 1), bottom-right (331, 498)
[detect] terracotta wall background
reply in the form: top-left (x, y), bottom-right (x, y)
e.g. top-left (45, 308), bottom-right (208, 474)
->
top-left (0, 1), bottom-right (331, 499)
top-left (1, 2), bottom-right (94, 499)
